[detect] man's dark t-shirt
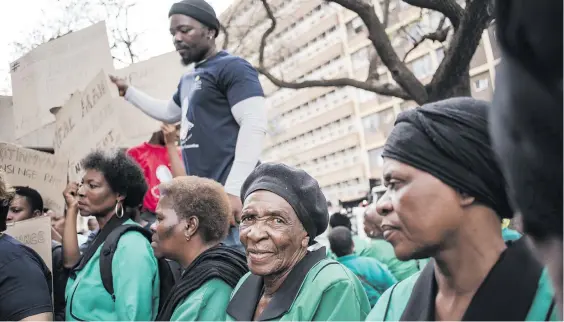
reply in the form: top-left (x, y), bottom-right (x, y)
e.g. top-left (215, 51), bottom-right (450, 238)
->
top-left (0, 234), bottom-right (52, 320)
top-left (172, 50), bottom-right (264, 185)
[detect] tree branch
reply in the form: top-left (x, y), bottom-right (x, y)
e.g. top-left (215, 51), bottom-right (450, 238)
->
top-left (220, 24), bottom-right (229, 50)
top-left (258, 0), bottom-right (277, 68)
top-left (258, 67), bottom-right (411, 99)
top-left (329, 0), bottom-right (428, 103)
top-left (402, 16), bottom-right (449, 61)
top-left (401, 0), bottom-right (464, 29)
top-left (255, 0), bottom-right (410, 99)
top-left (428, 0), bottom-right (493, 100)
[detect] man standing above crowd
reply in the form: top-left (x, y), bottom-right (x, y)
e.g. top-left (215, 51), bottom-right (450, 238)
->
top-left (110, 0), bottom-right (266, 252)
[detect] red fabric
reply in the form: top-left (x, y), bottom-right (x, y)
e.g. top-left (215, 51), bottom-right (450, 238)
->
top-left (127, 143), bottom-right (180, 212)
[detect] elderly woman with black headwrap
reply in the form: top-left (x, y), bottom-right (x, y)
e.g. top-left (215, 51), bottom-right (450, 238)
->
top-left (226, 163), bottom-right (371, 321)
top-left (367, 98), bottom-right (558, 321)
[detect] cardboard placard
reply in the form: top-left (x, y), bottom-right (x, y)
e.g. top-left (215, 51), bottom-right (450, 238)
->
top-left (5, 216), bottom-right (53, 272)
top-left (53, 70), bottom-right (124, 182)
top-left (10, 22), bottom-right (114, 139)
top-left (0, 143), bottom-right (67, 213)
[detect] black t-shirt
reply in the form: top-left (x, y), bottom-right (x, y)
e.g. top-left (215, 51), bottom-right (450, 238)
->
top-left (0, 234), bottom-right (52, 320)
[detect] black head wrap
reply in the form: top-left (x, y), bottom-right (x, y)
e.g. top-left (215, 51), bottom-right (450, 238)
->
top-left (241, 162), bottom-right (329, 244)
top-left (382, 97), bottom-right (513, 219)
top-left (169, 0), bottom-right (220, 37)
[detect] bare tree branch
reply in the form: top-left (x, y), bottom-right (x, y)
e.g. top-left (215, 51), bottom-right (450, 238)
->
top-left (255, 0), bottom-right (411, 99)
top-left (257, 0), bottom-right (277, 68)
top-left (428, 0), bottom-right (493, 100)
top-left (366, 0), bottom-right (392, 82)
top-left (259, 67), bottom-right (411, 99)
top-left (220, 24), bottom-right (229, 50)
top-left (402, 16), bottom-right (449, 61)
top-left (330, 0), bottom-right (428, 103)
top-left (401, 0), bottom-right (464, 29)
top-left (222, 0), bottom-right (493, 104)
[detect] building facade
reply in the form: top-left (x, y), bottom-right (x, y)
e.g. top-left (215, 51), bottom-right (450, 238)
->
top-left (220, 0), bottom-right (501, 206)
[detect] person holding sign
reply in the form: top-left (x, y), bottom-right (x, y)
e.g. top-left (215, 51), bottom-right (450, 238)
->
top-left (7, 186), bottom-right (67, 321)
top-left (110, 0), bottom-right (267, 253)
top-left (0, 173), bottom-right (53, 321)
top-left (62, 150), bottom-right (160, 321)
top-left (126, 123), bottom-right (183, 226)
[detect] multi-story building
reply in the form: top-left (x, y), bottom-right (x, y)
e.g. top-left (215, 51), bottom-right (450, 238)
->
top-left (220, 0), bottom-right (501, 206)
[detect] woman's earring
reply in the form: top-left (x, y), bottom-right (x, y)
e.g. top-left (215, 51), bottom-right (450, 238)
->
top-left (115, 201), bottom-right (124, 218)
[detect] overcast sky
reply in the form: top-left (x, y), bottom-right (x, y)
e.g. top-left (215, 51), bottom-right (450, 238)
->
top-left (0, 0), bottom-right (233, 94)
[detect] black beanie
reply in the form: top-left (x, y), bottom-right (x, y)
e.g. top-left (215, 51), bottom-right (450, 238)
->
top-left (241, 163), bottom-right (329, 244)
top-left (169, 0), bottom-right (220, 37)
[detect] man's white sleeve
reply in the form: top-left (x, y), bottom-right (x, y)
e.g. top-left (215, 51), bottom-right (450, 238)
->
top-left (124, 87), bottom-right (182, 123)
top-left (224, 96), bottom-right (267, 196)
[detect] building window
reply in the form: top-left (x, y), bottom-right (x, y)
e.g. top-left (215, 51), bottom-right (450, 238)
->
top-left (368, 147), bottom-right (384, 169)
top-left (358, 89), bottom-right (377, 103)
top-left (411, 54), bottom-right (433, 79)
top-left (346, 16), bottom-right (366, 35)
top-left (473, 78), bottom-right (489, 92)
top-left (362, 108), bottom-right (396, 137)
top-left (351, 46), bottom-right (369, 70)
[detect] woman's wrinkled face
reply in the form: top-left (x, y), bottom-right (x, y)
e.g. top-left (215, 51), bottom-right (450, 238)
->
top-left (240, 190), bottom-right (309, 277)
top-left (7, 195), bottom-right (39, 223)
top-left (77, 169), bottom-right (119, 217)
top-left (150, 197), bottom-right (188, 261)
top-left (376, 158), bottom-right (465, 260)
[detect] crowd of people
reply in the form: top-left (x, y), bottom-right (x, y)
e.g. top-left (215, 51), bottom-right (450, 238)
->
top-left (0, 0), bottom-right (561, 321)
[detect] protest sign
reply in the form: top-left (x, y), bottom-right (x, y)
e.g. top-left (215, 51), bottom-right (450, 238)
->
top-left (115, 51), bottom-right (188, 143)
top-left (5, 216), bottom-right (53, 272)
top-left (53, 70), bottom-right (124, 182)
top-left (10, 21), bottom-right (114, 139)
top-left (0, 96), bottom-right (14, 143)
top-left (0, 143), bottom-right (67, 213)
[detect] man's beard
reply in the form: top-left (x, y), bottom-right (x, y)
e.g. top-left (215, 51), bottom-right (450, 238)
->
top-left (180, 46), bottom-right (209, 66)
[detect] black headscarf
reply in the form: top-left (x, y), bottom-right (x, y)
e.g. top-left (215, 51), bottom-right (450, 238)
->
top-left (155, 244), bottom-right (248, 321)
top-left (382, 97), bottom-right (513, 219)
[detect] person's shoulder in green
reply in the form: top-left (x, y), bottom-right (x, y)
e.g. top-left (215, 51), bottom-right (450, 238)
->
top-left (308, 259), bottom-right (371, 321)
top-left (170, 278), bottom-right (233, 321)
top-left (337, 254), bottom-right (397, 307)
top-left (366, 271), bottom-right (420, 321)
top-left (367, 267), bottom-right (558, 321)
top-left (111, 222), bottom-right (161, 321)
top-left (228, 258), bottom-right (371, 321)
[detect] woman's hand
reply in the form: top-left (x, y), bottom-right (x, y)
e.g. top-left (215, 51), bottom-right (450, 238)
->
top-left (63, 182), bottom-right (79, 210)
top-left (161, 123), bottom-right (179, 146)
